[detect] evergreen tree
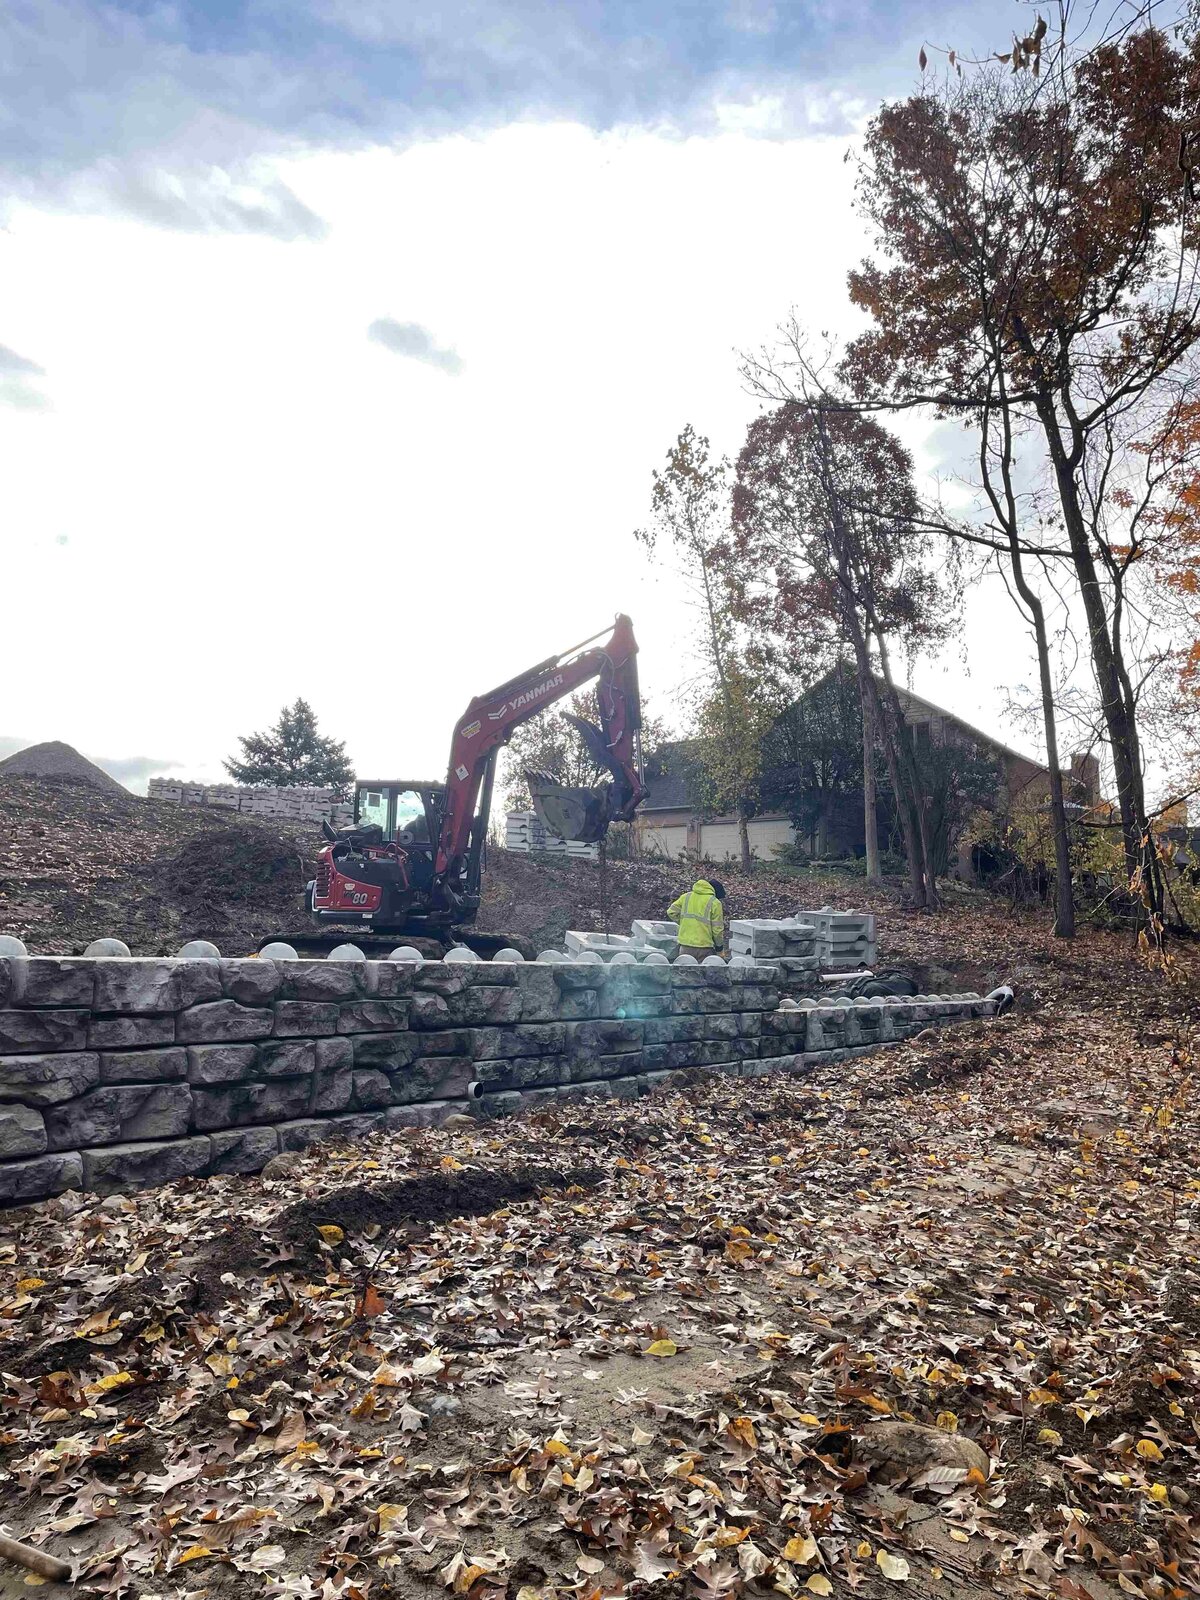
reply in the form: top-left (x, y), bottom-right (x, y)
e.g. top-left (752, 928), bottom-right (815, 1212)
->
top-left (225, 699), bottom-right (353, 793)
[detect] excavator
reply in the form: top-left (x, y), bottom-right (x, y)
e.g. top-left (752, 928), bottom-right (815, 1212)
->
top-left (269, 615), bottom-right (646, 957)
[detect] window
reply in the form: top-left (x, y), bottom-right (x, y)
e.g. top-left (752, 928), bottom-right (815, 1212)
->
top-left (395, 789), bottom-right (430, 844)
top-left (358, 789), bottom-right (388, 830)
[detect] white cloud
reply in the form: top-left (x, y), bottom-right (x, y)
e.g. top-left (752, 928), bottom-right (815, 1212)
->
top-left (0, 117), bottom-right (1052, 789)
top-left (368, 317), bottom-right (463, 374)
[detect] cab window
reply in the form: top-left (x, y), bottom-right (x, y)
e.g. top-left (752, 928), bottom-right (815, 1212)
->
top-left (395, 789), bottom-right (430, 843)
top-left (358, 788), bottom-right (389, 831)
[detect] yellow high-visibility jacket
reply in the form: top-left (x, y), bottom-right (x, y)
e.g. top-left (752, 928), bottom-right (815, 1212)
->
top-left (667, 879), bottom-right (724, 951)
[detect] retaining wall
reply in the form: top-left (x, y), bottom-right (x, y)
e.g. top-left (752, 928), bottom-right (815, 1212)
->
top-left (0, 956), bottom-right (998, 1203)
top-left (147, 779), bottom-right (352, 827)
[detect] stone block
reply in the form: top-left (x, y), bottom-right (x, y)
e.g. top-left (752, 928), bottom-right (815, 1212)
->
top-left (11, 959), bottom-right (96, 1009)
top-left (325, 1111), bottom-right (388, 1141)
top-left (363, 962), bottom-right (418, 998)
top-left (352, 1069), bottom-right (394, 1109)
top-left (509, 967), bottom-right (570, 1021)
top-left (0, 1103), bottom-right (46, 1158)
top-left (0, 959), bottom-right (11, 1008)
top-left (94, 959), bottom-right (222, 1015)
top-left (390, 1055), bottom-right (474, 1104)
top-left (570, 1051), bottom-right (643, 1081)
top-left (697, 986), bottom-right (736, 1013)
top-left (411, 965), bottom-right (472, 995)
top-left (640, 1045), bottom-right (670, 1069)
top-left (82, 1136), bottom-right (212, 1194)
top-left (177, 1001), bottom-right (274, 1043)
top-left (0, 1151), bottom-right (83, 1203)
top-left (382, 1099), bottom-right (471, 1130)
top-left (471, 1022), bottom-right (566, 1060)
top-left (480, 1056), bottom-right (563, 1089)
top-left (351, 1032), bottom-right (419, 1069)
top-left (704, 1013), bottom-right (739, 1040)
top-left (764, 1011), bottom-right (809, 1040)
top-left (409, 992), bottom-right (451, 1030)
top-left (207, 1126), bottom-right (280, 1175)
top-left (317, 1037), bottom-right (354, 1072)
top-left (220, 959), bottom-right (283, 1005)
top-left (413, 1028), bottom-right (474, 1057)
top-left (87, 1015), bottom-right (175, 1050)
top-left (187, 1044), bottom-right (261, 1085)
top-left (279, 961), bottom-right (363, 1001)
top-left (272, 1001), bottom-right (339, 1037)
top-left (45, 1083), bottom-right (193, 1150)
top-left (0, 1051), bottom-right (100, 1104)
top-left (567, 1019), bottom-right (643, 1058)
top-left (312, 1067), bottom-right (354, 1113)
top-left (254, 1039), bottom-right (317, 1078)
top-left (737, 1012), bottom-right (763, 1037)
top-left (193, 1078), bottom-right (312, 1131)
top-left (98, 1047), bottom-right (188, 1084)
top-left (0, 1009), bottom-right (88, 1055)
top-left (337, 1000), bottom-right (411, 1033)
top-left (643, 1016), bottom-right (704, 1045)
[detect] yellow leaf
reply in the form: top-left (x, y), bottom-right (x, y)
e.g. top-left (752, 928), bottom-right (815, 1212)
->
top-left (377, 1503), bottom-right (407, 1533)
top-left (713, 1526), bottom-right (750, 1548)
top-left (1028, 1388), bottom-right (1058, 1406)
top-left (645, 1339), bottom-right (677, 1358)
top-left (1136, 1439), bottom-right (1163, 1462)
top-left (728, 1416), bottom-right (757, 1450)
top-left (440, 1155), bottom-right (464, 1171)
top-left (205, 1352), bottom-right (233, 1377)
top-left (544, 1438), bottom-right (571, 1457)
top-left (769, 1155), bottom-right (782, 1166)
top-left (16, 1277), bottom-right (45, 1292)
top-left (935, 1411), bottom-right (958, 1433)
top-left (856, 1542), bottom-right (872, 1558)
top-left (725, 1240), bottom-right (753, 1263)
top-left (860, 1394), bottom-right (893, 1414)
top-left (877, 1550), bottom-right (910, 1582)
top-left (1148, 1483), bottom-right (1168, 1503)
top-left (1169, 1402), bottom-right (1184, 1417)
top-left (806, 1578), bottom-right (833, 1597)
top-left (177, 1547), bottom-right (214, 1565)
top-left (783, 1536), bottom-right (818, 1564)
top-left (965, 1467), bottom-right (987, 1487)
top-left (316, 1225), bottom-right (344, 1245)
top-left (948, 1530), bottom-right (970, 1544)
top-left (799, 1413), bottom-right (821, 1426)
top-left (1038, 1427), bottom-right (1063, 1446)
top-left (86, 1370), bottom-right (136, 1394)
top-left (1156, 1107), bottom-right (1173, 1129)
top-left (142, 1324), bottom-right (165, 1343)
top-left (293, 1440), bottom-right (321, 1456)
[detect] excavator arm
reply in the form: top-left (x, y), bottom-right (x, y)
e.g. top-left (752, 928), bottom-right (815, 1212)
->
top-left (433, 614), bottom-right (646, 909)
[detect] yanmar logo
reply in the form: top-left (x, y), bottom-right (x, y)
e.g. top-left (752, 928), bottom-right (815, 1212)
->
top-left (507, 673), bottom-right (564, 713)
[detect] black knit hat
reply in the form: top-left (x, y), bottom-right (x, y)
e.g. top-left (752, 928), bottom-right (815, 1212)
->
top-left (710, 879), bottom-right (726, 901)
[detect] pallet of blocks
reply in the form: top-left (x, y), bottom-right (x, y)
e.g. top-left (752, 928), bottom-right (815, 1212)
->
top-left (728, 918), bottom-right (820, 967)
top-left (796, 907), bottom-right (877, 970)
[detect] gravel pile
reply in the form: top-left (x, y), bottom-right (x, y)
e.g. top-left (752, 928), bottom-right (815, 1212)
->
top-left (0, 740), bottom-right (128, 796)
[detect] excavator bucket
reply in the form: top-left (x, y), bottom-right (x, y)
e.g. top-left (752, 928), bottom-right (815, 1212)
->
top-left (526, 771), bottom-right (614, 844)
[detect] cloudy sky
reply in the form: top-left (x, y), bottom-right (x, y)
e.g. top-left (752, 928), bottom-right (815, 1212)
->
top-left (4, 0), bottom-right (1060, 796)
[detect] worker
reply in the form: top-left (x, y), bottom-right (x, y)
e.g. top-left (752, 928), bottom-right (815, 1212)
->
top-left (667, 877), bottom-right (725, 959)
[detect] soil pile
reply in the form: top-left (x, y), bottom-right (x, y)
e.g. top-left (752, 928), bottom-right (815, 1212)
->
top-left (0, 740), bottom-right (128, 796)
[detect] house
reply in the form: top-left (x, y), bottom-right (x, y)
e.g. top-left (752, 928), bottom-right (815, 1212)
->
top-left (635, 675), bottom-right (1100, 867)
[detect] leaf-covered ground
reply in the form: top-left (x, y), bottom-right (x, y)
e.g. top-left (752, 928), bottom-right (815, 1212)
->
top-left (0, 912), bottom-right (1197, 1600)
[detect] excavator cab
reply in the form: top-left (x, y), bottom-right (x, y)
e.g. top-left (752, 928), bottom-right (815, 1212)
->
top-left (353, 781), bottom-right (443, 847)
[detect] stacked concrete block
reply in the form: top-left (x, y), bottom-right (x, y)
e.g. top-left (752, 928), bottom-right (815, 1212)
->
top-left (504, 813), bottom-right (599, 861)
top-left (630, 920), bottom-right (680, 957)
top-left (148, 779), bottom-right (353, 828)
top-left (795, 908), bottom-right (877, 970)
top-left (565, 931), bottom-right (642, 958)
top-left (729, 919), bottom-right (820, 969)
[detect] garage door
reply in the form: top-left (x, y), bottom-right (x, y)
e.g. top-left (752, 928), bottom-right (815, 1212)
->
top-left (700, 819), bottom-right (796, 861)
top-left (642, 825), bottom-right (689, 859)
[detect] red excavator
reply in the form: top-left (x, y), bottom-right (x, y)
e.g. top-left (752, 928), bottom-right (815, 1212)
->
top-left (272, 615), bottom-right (646, 956)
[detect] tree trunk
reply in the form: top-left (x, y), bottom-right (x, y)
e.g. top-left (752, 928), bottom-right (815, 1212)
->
top-left (873, 632), bottom-right (939, 908)
top-left (859, 666), bottom-right (882, 885)
top-left (738, 801), bottom-right (752, 872)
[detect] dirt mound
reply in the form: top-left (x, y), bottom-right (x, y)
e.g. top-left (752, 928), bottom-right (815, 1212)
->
top-left (157, 826), bottom-right (305, 905)
top-left (0, 740), bottom-right (128, 796)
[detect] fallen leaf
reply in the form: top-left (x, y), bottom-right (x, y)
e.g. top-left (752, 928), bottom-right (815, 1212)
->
top-left (877, 1551), bottom-right (910, 1582)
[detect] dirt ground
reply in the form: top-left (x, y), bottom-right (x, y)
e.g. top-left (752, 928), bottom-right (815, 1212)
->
top-left (0, 868), bottom-right (1196, 1600)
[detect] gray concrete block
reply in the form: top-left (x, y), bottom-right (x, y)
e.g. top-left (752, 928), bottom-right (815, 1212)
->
top-left (363, 962), bottom-right (417, 998)
top-left (642, 1015), bottom-right (704, 1045)
top-left (409, 992), bottom-right (451, 1030)
top-left (351, 1069), bottom-right (394, 1109)
top-left (0, 1051), bottom-right (100, 1104)
top-left (477, 1089), bottom-right (523, 1118)
top-left (11, 959), bottom-right (96, 1009)
top-left (0, 1009), bottom-right (88, 1055)
top-left (98, 1047), bottom-right (188, 1084)
top-left (187, 1044), bottom-right (261, 1085)
top-left (317, 1037), bottom-right (354, 1072)
top-left (411, 965), bottom-right (472, 995)
top-left (254, 1039), bottom-right (317, 1078)
top-left (272, 1001), bottom-right (339, 1037)
top-left (413, 1028), bottom-right (474, 1057)
top-left (207, 1125), bottom-right (280, 1175)
top-left (82, 1136), bottom-right (212, 1194)
top-left (193, 1078), bottom-right (312, 1131)
top-left (382, 1099), bottom-right (471, 1130)
top-left (0, 959), bottom-right (11, 1008)
top-left (0, 1151), bottom-right (83, 1204)
top-left (177, 1001), bottom-right (274, 1043)
top-left (337, 1000), bottom-right (411, 1033)
top-left (471, 1022), bottom-right (567, 1060)
top-left (351, 1032), bottom-right (419, 1069)
top-left (390, 1055), bottom-right (474, 1104)
top-left (312, 1067), bottom-right (354, 1113)
top-left (568, 1019), bottom-right (643, 1058)
top-left (279, 961), bottom-right (363, 1001)
top-left (220, 959), bottom-right (283, 1005)
top-left (704, 1014), bottom-right (739, 1041)
top-left (87, 1014), bottom-right (175, 1050)
top-left (45, 1083), bottom-right (193, 1150)
top-left (94, 959), bottom-right (222, 1015)
top-left (0, 1103), bottom-right (47, 1157)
